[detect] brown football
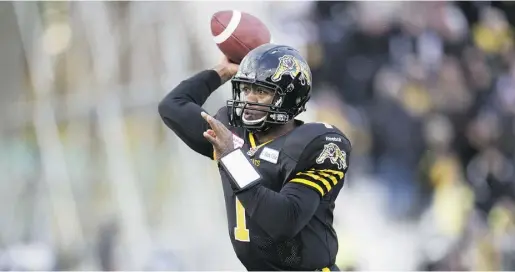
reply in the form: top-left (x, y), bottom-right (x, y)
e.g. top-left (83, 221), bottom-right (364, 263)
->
top-left (211, 10), bottom-right (271, 64)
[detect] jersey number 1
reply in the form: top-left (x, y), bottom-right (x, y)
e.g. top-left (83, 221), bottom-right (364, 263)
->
top-left (234, 197), bottom-right (250, 242)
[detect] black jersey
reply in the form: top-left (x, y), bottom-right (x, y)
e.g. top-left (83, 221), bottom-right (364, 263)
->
top-left (158, 70), bottom-right (351, 271)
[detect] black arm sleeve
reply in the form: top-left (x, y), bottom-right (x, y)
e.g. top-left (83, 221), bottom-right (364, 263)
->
top-left (222, 134), bottom-right (351, 242)
top-left (158, 70), bottom-right (223, 159)
top-left (236, 182), bottom-right (322, 242)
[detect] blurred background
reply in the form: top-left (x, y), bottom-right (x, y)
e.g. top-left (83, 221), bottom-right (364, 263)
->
top-left (0, 1), bottom-right (514, 270)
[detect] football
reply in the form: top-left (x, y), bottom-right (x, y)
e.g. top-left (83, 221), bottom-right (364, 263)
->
top-left (211, 10), bottom-right (271, 64)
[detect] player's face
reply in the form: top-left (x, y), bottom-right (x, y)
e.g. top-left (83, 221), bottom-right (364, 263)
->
top-left (239, 83), bottom-right (275, 121)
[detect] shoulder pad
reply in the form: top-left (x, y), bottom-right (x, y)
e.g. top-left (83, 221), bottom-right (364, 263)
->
top-left (282, 122), bottom-right (349, 163)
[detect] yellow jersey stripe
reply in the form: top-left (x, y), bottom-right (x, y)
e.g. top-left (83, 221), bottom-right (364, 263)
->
top-left (306, 170), bottom-right (338, 185)
top-left (317, 169), bottom-right (344, 179)
top-left (296, 172), bottom-right (332, 191)
top-left (290, 178), bottom-right (325, 196)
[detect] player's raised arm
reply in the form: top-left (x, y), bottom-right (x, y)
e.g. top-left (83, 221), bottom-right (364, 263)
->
top-left (157, 57), bottom-right (238, 159)
top-left (217, 132), bottom-right (351, 242)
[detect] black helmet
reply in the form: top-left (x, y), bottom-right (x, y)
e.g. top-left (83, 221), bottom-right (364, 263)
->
top-left (227, 44), bottom-right (312, 132)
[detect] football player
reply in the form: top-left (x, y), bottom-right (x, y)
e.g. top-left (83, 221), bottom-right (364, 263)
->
top-left (158, 44), bottom-right (351, 271)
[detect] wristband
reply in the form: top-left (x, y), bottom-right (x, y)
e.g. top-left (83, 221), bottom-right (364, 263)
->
top-left (219, 148), bottom-right (261, 191)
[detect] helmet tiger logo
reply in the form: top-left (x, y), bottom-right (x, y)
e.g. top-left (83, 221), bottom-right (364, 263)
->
top-left (271, 55), bottom-right (311, 87)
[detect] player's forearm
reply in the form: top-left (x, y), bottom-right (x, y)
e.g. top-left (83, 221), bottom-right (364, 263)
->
top-left (236, 184), bottom-right (319, 242)
top-left (158, 69), bottom-right (221, 110)
top-left (213, 65), bottom-right (235, 85)
top-left (158, 69), bottom-right (222, 158)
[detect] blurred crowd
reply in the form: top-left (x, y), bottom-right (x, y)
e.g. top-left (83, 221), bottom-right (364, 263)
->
top-left (307, 1), bottom-right (515, 270)
top-left (0, 1), bottom-right (514, 271)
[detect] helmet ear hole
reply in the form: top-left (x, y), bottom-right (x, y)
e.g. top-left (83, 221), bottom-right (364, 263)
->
top-left (296, 94), bottom-right (310, 113)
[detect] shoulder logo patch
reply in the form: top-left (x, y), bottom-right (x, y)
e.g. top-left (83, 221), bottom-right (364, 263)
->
top-left (316, 143), bottom-right (347, 170)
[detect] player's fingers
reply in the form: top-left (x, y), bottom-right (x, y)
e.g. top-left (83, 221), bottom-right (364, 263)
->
top-left (201, 111), bottom-right (210, 121)
top-left (207, 129), bottom-right (217, 138)
top-left (203, 131), bottom-right (218, 145)
top-left (201, 111), bottom-right (215, 127)
top-left (201, 112), bottom-right (223, 132)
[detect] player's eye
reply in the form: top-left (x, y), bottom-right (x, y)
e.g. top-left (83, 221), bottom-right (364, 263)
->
top-left (257, 88), bottom-right (272, 96)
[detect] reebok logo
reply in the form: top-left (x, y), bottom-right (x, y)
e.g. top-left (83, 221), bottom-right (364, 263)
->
top-left (326, 136), bottom-right (342, 142)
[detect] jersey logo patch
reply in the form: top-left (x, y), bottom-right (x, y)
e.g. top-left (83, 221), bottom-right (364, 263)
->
top-left (316, 143), bottom-right (347, 170)
top-left (259, 147), bottom-right (279, 164)
top-left (247, 147), bottom-right (258, 157)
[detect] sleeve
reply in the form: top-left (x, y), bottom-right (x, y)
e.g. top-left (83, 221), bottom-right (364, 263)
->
top-left (218, 133), bottom-right (351, 242)
top-left (158, 69), bottom-right (223, 160)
